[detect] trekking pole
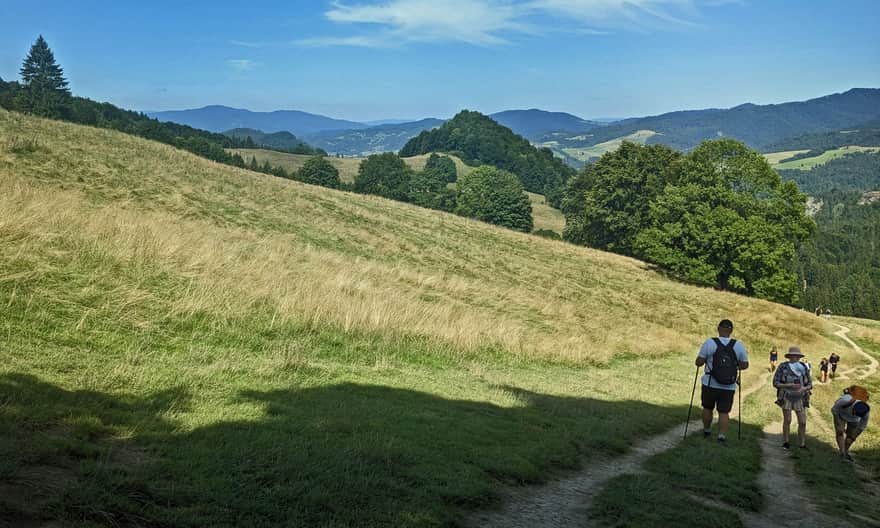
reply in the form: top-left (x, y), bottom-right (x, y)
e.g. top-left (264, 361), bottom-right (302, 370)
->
top-left (737, 368), bottom-right (742, 440)
top-left (684, 365), bottom-right (700, 439)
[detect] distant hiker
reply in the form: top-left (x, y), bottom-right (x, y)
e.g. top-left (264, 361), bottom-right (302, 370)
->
top-left (819, 357), bottom-right (830, 383)
top-left (815, 306), bottom-right (822, 317)
top-left (825, 308), bottom-right (832, 319)
top-left (832, 385), bottom-right (871, 462)
top-left (829, 352), bottom-right (841, 378)
top-left (769, 346), bottom-right (778, 372)
top-left (695, 319), bottom-right (749, 444)
top-left (773, 347), bottom-right (813, 450)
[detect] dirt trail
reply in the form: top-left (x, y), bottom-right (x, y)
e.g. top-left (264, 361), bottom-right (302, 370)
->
top-left (465, 370), bottom-right (770, 528)
top-left (742, 323), bottom-right (875, 528)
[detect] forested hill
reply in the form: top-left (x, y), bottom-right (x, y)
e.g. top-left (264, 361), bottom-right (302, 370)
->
top-left (763, 125), bottom-right (880, 153)
top-left (399, 110), bottom-right (576, 206)
top-left (573, 88), bottom-right (880, 151)
top-left (223, 128), bottom-right (326, 155)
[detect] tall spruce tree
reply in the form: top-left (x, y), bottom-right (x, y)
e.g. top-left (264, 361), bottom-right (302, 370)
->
top-left (19, 35), bottom-right (70, 117)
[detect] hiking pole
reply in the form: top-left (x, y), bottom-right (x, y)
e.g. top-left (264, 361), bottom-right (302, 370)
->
top-left (684, 365), bottom-right (700, 440)
top-left (737, 368), bottom-right (742, 440)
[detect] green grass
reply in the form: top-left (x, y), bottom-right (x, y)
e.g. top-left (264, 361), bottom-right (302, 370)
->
top-left (588, 365), bottom-right (781, 526)
top-left (773, 146), bottom-right (880, 170)
top-left (0, 108), bottom-right (870, 526)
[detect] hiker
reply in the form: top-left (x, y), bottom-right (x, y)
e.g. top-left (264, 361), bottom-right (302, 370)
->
top-left (695, 319), bottom-right (749, 444)
top-left (769, 346), bottom-right (778, 372)
top-left (825, 308), bottom-right (833, 319)
top-left (819, 357), bottom-right (830, 383)
top-left (832, 385), bottom-right (871, 462)
top-left (829, 352), bottom-right (840, 379)
top-left (773, 347), bottom-right (813, 450)
top-left (815, 306), bottom-right (822, 317)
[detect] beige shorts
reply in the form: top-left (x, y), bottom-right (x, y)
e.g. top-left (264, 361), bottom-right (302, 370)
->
top-left (781, 397), bottom-right (805, 412)
top-left (834, 415), bottom-right (862, 438)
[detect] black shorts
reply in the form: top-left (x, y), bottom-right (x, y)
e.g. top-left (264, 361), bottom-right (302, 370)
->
top-left (831, 363), bottom-right (838, 372)
top-left (701, 385), bottom-right (735, 413)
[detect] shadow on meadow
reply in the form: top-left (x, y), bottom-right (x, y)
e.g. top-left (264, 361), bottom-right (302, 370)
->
top-left (0, 373), bottom-right (688, 527)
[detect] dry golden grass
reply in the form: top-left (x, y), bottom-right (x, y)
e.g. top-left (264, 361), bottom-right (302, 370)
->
top-left (1, 109), bottom-right (849, 364)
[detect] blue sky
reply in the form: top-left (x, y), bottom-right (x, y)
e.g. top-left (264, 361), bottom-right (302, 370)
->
top-left (1, 1), bottom-right (878, 121)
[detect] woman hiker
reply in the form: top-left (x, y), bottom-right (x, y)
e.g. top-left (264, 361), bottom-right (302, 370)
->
top-left (832, 385), bottom-right (871, 462)
top-left (819, 357), bottom-right (830, 383)
top-left (773, 346), bottom-right (813, 450)
top-left (769, 345), bottom-right (778, 372)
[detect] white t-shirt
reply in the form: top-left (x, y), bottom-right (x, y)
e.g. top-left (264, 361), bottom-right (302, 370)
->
top-left (698, 337), bottom-right (749, 391)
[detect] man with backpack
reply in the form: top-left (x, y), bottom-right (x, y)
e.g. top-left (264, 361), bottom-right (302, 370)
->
top-left (695, 319), bottom-right (750, 443)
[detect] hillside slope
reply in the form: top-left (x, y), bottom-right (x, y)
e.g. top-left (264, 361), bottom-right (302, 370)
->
top-left (0, 109), bottom-right (853, 527)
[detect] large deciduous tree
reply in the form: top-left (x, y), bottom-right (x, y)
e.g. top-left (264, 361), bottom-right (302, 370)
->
top-left (562, 142), bottom-right (681, 254)
top-left (296, 156), bottom-right (341, 189)
top-left (634, 139), bottom-right (814, 303)
top-left (456, 166), bottom-right (533, 232)
top-left (354, 152), bottom-right (412, 201)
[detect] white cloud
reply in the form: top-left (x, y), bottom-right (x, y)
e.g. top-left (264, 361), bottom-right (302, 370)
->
top-left (302, 0), bottom-right (728, 47)
top-left (226, 59), bottom-right (257, 72)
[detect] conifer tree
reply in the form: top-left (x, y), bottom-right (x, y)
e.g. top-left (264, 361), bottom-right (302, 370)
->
top-left (19, 35), bottom-right (70, 117)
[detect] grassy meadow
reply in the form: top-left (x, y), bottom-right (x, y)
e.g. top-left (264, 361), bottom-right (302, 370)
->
top-left (558, 129), bottom-right (658, 162)
top-left (772, 145), bottom-right (880, 170)
top-left (0, 109), bottom-right (872, 526)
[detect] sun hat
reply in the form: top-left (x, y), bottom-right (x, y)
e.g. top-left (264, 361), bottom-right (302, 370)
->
top-left (785, 346), bottom-right (805, 358)
top-left (853, 401), bottom-right (870, 417)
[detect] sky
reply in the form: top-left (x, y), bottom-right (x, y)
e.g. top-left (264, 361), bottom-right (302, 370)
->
top-left (1, 1), bottom-right (878, 122)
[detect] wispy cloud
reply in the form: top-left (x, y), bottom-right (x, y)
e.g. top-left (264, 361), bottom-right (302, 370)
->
top-left (226, 59), bottom-right (257, 72)
top-left (300, 0), bottom-right (728, 47)
top-left (229, 40), bottom-right (271, 48)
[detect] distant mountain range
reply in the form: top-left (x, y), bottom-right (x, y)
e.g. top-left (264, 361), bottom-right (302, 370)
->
top-left (148, 105), bottom-right (366, 136)
top-left (305, 118), bottom-right (446, 157)
top-left (550, 88), bottom-right (880, 152)
top-left (150, 89), bottom-right (880, 160)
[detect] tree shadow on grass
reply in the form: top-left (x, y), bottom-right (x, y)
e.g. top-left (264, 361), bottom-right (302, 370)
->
top-left (0, 373), bottom-right (688, 528)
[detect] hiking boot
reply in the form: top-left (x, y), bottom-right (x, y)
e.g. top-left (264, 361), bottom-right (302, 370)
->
top-left (782, 442), bottom-right (790, 450)
top-left (844, 453), bottom-right (854, 462)
top-left (717, 436), bottom-right (727, 445)
top-left (799, 445), bottom-right (808, 451)
top-left (703, 430), bottom-right (711, 439)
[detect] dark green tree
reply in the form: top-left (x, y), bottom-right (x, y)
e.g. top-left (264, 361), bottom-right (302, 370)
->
top-left (424, 153), bottom-right (458, 183)
top-left (408, 168), bottom-right (456, 212)
top-left (634, 139), bottom-right (814, 303)
top-left (455, 166), bottom-right (533, 232)
top-left (18, 35), bottom-right (70, 117)
top-left (353, 153), bottom-right (412, 201)
top-left (561, 142), bottom-right (681, 254)
top-left (296, 156), bottom-right (341, 189)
